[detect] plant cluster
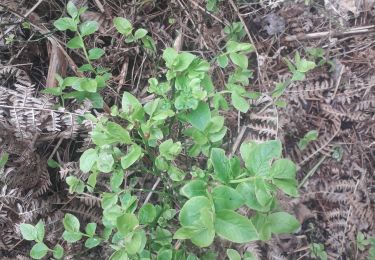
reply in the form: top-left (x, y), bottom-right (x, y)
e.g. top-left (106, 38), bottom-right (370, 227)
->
top-left (21, 2), bottom-right (303, 259)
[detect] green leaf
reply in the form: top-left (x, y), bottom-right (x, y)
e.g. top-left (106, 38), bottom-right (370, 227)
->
top-left (97, 151), bottom-right (114, 173)
top-left (0, 152), bottom-right (8, 168)
top-left (35, 220), bottom-right (45, 242)
top-left (174, 52), bottom-right (196, 71)
top-left (227, 249), bottom-right (241, 260)
top-left (79, 21), bottom-right (99, 36)
top-left (80, 78), bottom-right (97, 92)
top-left (180, 180), bottom-right (207, 198)
top-left (273, 179), bottom-right (298, 197)
top-left (121, 92), bottom-right (144, 120)
top-left (63, 213), bottom-right (80, 232)
top-left (231, 92), bottom-right (249, 113)
top-left (20, 223), bottom-right (37, 241)
top-left (163, 48), bottom-right (178, 68)
top-left (79, 148), bottom-right (97, 173)
top-left (214, 210), bottom-right (258, 243)
top-left (66, 176), bottom-right (85, 194)
top-left (85, 237), bottom-right (101, 248)
top-left (174, 226), bottom-right (199, 239)
top-left (251, 213), bottom-right (271, 241)
top-left (179, 196), bottom-right (212, 226)
top-left (54, 17), bottom-right (77, 31)
top-left (159, 139), bottom-right (182, 160)
top-left (67, 36), bottom-right (84, 49)
top-left (138, 203), bottom-right (156, 224)
top-left (67, 1), bottom-right (78, 18)
top-left (53, 244), bottom-right (64, 259)
top-left (291, 71), bottom-right (305, 81)
top-left (296, 59), bottom-right (316, 73)
top-left (168, 166), bottom-right (186, 182)
top-left (229, 53), bottom-right (248, 69)
top-left (116, 213), bottom-right (139, 235)
top-left (254, 178), bottom-right (273, 206)
top-left (30, 242), bottom-right (49, 259)
top-left (63, 231), bottom-right (83, 242)
top-left (298, 130), bottom-right (318, 150)
top-left (212, 185), bottom-right (244, 211)
top-left (125, 230), bottom-right (144, 255)
top-left (157, 249), bottom-right (172, 260)
top-left (106, 122), bottom-right (132, 144)
top-left (88, 48), bottom-right (105, 60)
top-left (240, 140), bottom-right (282, 175)
top-left (268, 212), bottom-right (300, 234)
top-left (121, 145), bottom-right (142, 169)
top-left (217, 55), bottom-right (228, 68)
top-left (85, 223), bottom-right (97, 237)
top-left (134, 28), bottom-right (148, 40)
top-left (47, 159), bottom-right (59, 168)
top-left (236, 182), bottom-right (272, 212)
top-left (102, 193), bottom-right (118, 209)
top-left (186, 102), bottom-right (211, 131)
top-left (210, 148), bottom-right (231, 184)
top-left (270, 159), bottom-right (296, 179)
top-left (114, 17), bottom-right (133, 36)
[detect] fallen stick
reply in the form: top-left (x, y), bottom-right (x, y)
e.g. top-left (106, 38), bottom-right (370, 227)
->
top-left (284, 25), bottom-right (375, 41)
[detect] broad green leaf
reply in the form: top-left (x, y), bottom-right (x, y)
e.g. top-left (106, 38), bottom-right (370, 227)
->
top-left (298, 130), bottom-right (318, 150)
top-left (268, 212), bottom-right (300, 234)
top-left (53, 244), bottom-right (64, 259)
top-left (272, 82), bottom-right (287, 98)
top-left (157, 249), bottom-right (172, 260)
top-left (110, 249), bottom-right (128, 260)
top-left (180, 180), bottom-right (207, 198)
top-left (30, 242), bottom-right (49, 259)
top-left (47, 159), bottom-right (59, 168)
top-left (106, 122), bottom-right (132, 144)
top-left (255, 178), bottom-right (273, 206)
top-left (163, 48), bottom-right (178, 68)
top-left (114, 17), bottom-right (133, 36)
top-left (212, 185), bottom-right (244, 211)
top-left (186, 102), bottom-right (211, 131)
top-left (251, 213), bottom-right (271, 241)
top-left (210, 148), bottom-right (231, 183)
top-left (174, 52), bottom-right (196, 71)
top-left (97, 151), bottom-right (114, 173)
top-left (85, 223), bottom-right (97, 237)
top-left (296, 59), bottom-right (316, 73)
top-left (85, 237), bottom-right (101, 248)
top-left (168, 166), bottom-right (186, 182)
top-left (63, 231), bottom-right (83, 242)
top-left (174, 226), bottom-right (199, 239)
top-left (227, 249), bottom-right (241, 260)
top-left (102, 193), bottom-right (118, 209)
top-left (134, 28), bottom-right (148, 40)
top-left (63, 213), bottom-right (80, 232)
top-left (226, 41), bottom-right (253, 53)
top-left (159, 139), bottom-right (182, 160)
top-left (217, 55), bottom-right (228, 68)
top-left (270, 159), bottom-right (296, 179)
top-left (20, 223), bottom-right (36, 241)
top-left (240, 140), bottom-right (282, 175)
top-left (54, 17), bottom-right (77, 31)
top-left (231, 92), bottom-right (249, 113)
top-left (67, 36), bottom-right (84, 49)
top-left (125, 230), bottom-right (144, 255)
top-left (80, 78), bottom-right (97, 92)
top-left (67, 1), bottom-right (78, 18)
top-left (121, 145), bottom-right (142, 169)
top-left (138, 203), bottom-right (156, 224)
top-left (121, 92), bottom-right (144, 120)
top-left (88, 48), bottom-right (105, 60)
top-left (229, 53), bottom-right (248, 69)
top-left (214, 210), bottom-right (258, 243)
top-left (116, 213), bottom-right (139, 235)
top-left (35, 220), bottom-right (45, 242)
top-left (291, 71), bottom-right (305, 81)
top-left (79, 21), bottom-right (99, 36)
top-left (236, 182), bottom-right (273, 212)
top-left (179, 196), bottom-right (212, 226)
top-left (110, 170), bottom-right (124, 191)
top-left (190, 225), bottom-right (215, 247)
top-left (66, 176), bottom-right (85, 194)
top-left (273, 179), bottom-right (298, 197)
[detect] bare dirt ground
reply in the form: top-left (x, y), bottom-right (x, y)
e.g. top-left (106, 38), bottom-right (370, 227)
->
top-left (0, 0), bottom-right (374, 259)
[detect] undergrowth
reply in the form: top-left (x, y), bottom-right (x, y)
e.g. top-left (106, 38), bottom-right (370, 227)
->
top-left (19, 2), bottom-right (318, 259)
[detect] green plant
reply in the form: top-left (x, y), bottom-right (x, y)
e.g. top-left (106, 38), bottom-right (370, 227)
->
top-left (43, 2), bottom-right (111, 108)
top-left (356, 232), bottom-right (375, 259)
top-left (223, 22), bottom-right (246, 42)
top-left (206, 0), bottom-right (223, 12)
top-left (310, 243), bottom-right (327, 260)
top-left (20, 2), bottom-right (302, 259)
top-left (285, 51), bottom-right (316, 81)
top-left (298, 130), bottom-right (318, 150)
top-left (20, 221), bottom-right (64, 259)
